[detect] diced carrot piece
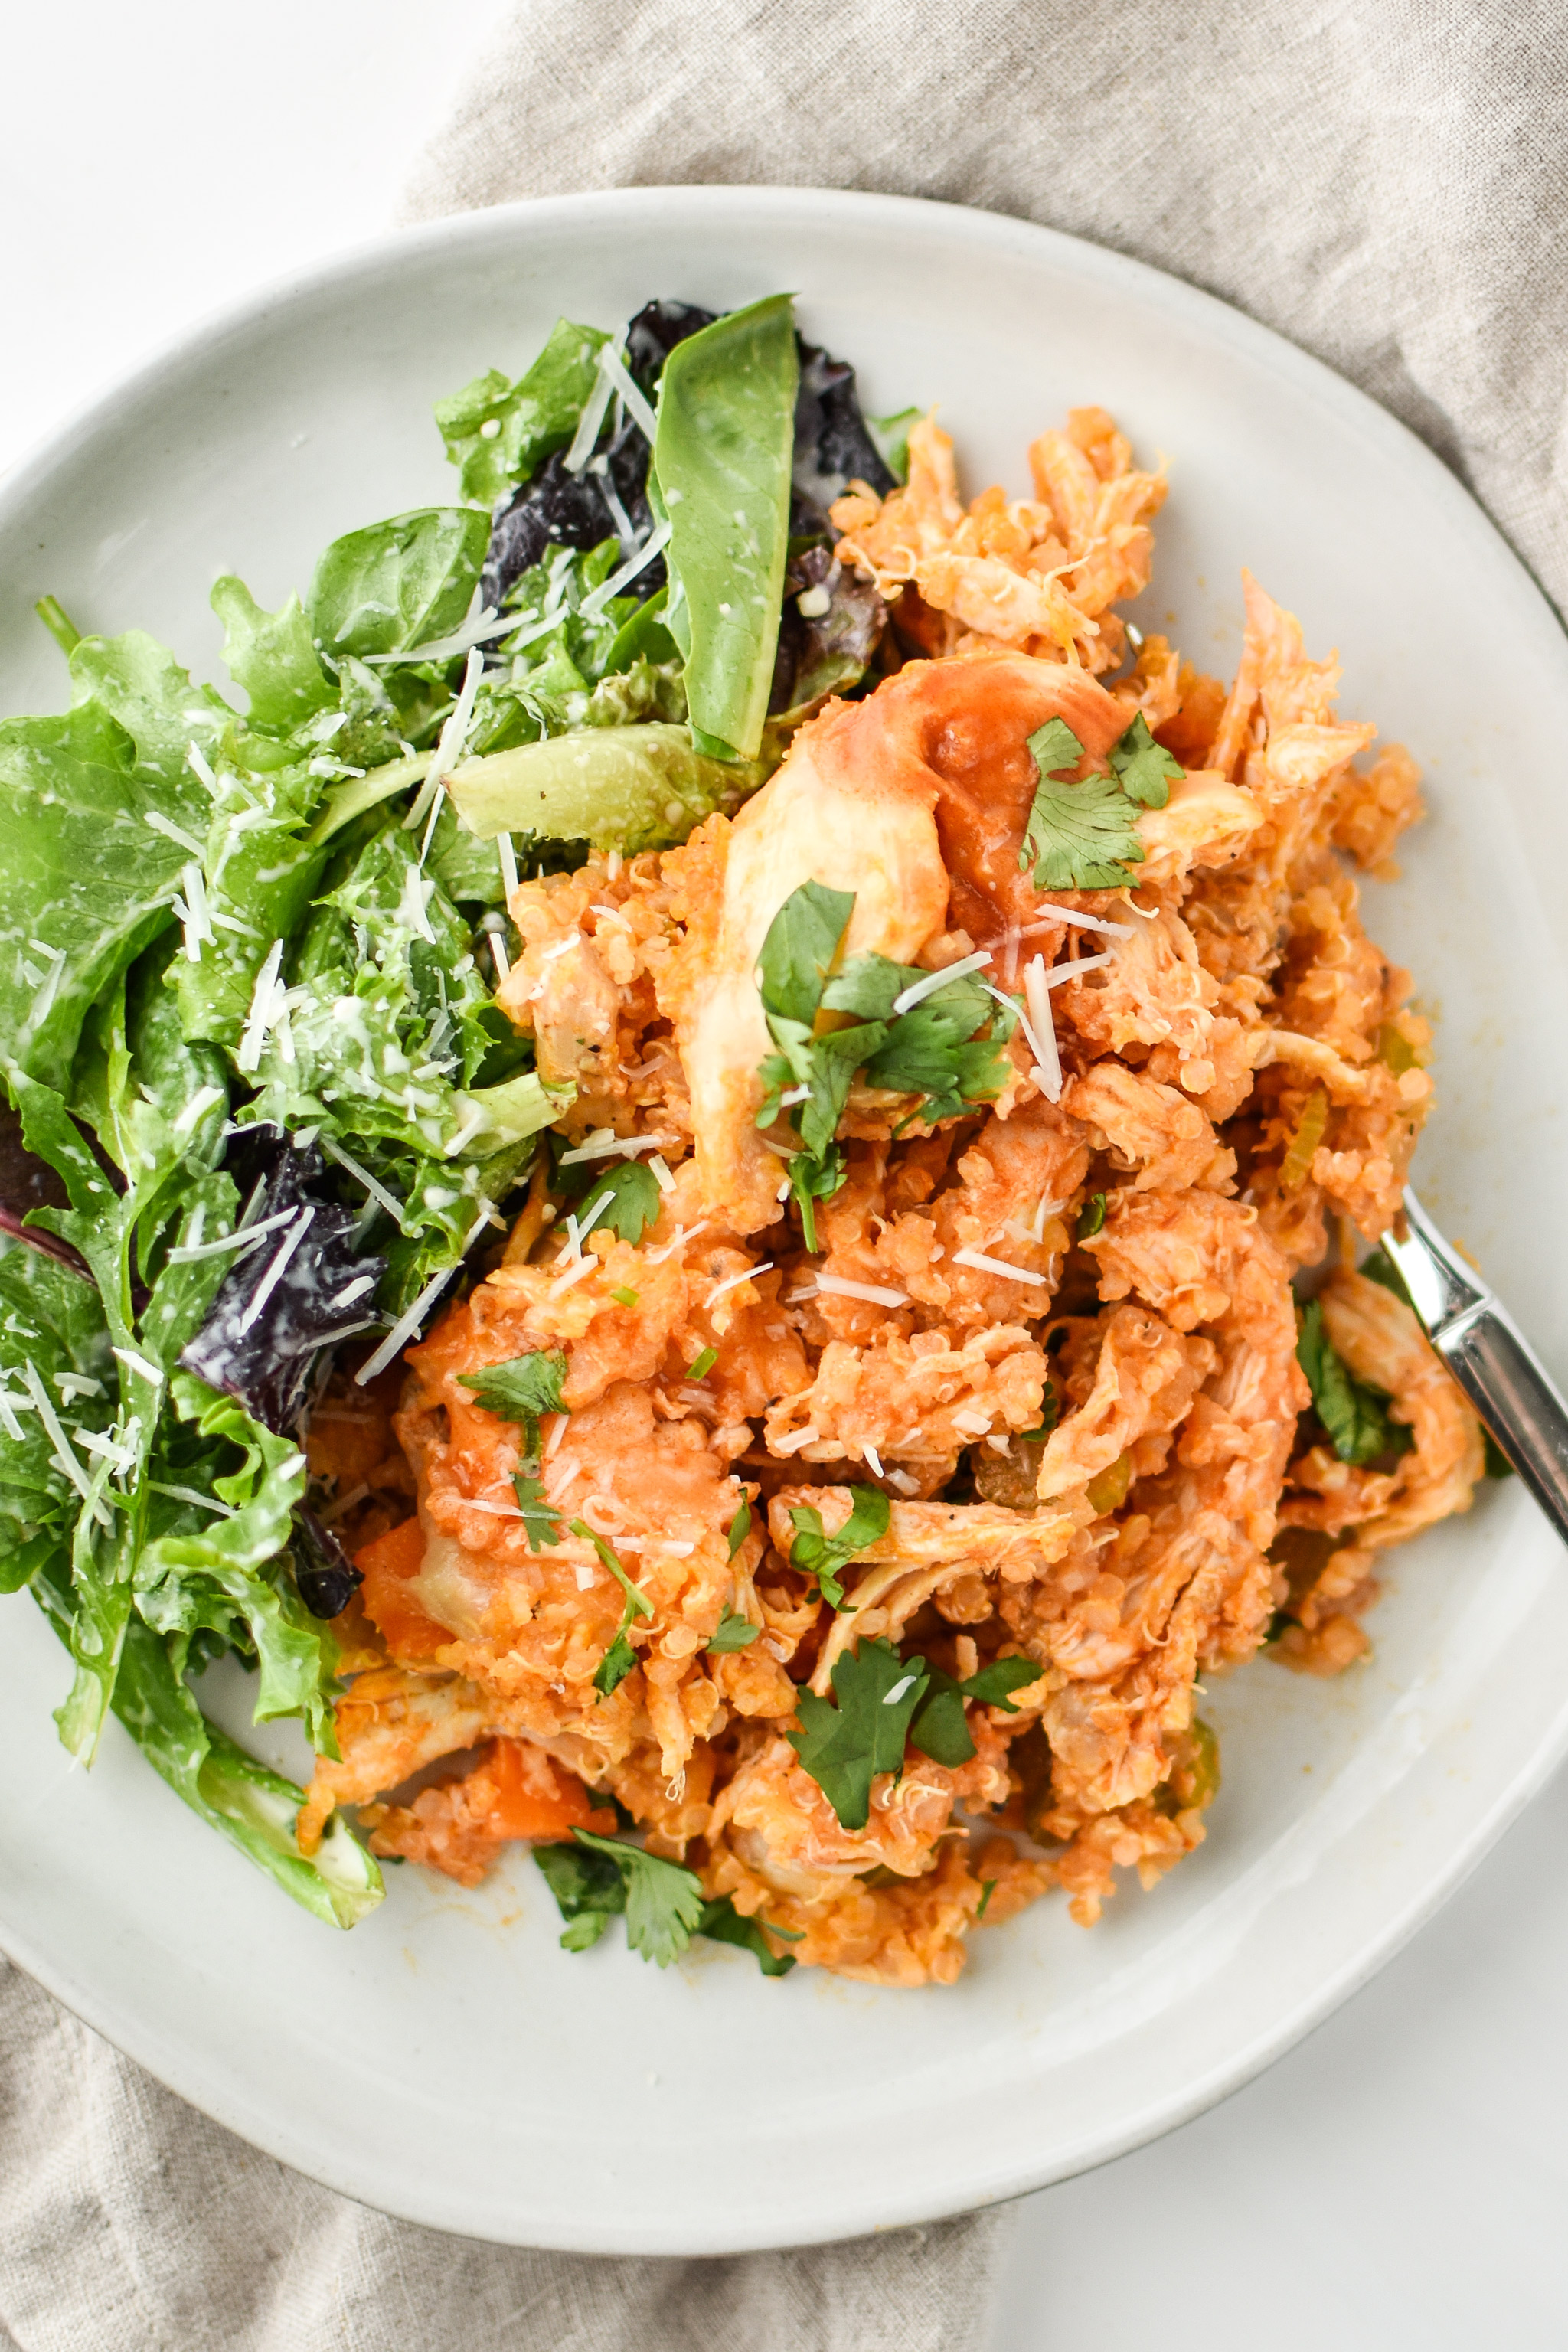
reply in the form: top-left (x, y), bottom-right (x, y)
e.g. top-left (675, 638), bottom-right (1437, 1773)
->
top-left (354, 1517), bottom-right (447, 1662)
top-left (482, 1738), bottom-right (616, 1842)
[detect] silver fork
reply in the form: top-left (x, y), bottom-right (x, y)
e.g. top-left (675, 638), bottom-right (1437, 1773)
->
top-left (1381, 1188), bottom-right (1568, 1550)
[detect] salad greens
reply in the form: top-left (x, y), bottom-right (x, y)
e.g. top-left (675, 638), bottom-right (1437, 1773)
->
top-left (655, 295), bottom-right (799, 762)
top-left (0, 286), bottom-right (902, 1934)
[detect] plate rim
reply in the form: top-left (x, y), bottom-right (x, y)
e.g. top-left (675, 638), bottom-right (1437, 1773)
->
top-left (3, 180), bottom-right (1566, 2252)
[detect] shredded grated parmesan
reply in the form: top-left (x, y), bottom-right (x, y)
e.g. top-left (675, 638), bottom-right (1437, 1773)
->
top-left (951, 1245), bottom-right (1049, 1287)
top-left (706, 1261), bottom-right (771, 1308)
top-left (815, 1272), bottom-right (910, 1308)
top-left (890, 948), bottom-right (991, 1017)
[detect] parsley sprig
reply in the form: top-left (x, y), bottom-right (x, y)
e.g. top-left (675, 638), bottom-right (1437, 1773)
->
top-left (754, 883), bottom-right (1015, 1245)
top-left (1019, 712), bottom-right (1184, 893)
top-left (788, 1636), bottom-right (1042, 1829)
top-left (787, 1483), bottom-right (889, 1609)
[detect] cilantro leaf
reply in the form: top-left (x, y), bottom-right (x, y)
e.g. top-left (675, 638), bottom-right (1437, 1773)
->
top-left (908, 1655), bottom-right (1044, 1767)
top-left (1029, 717), bottom-right (1086, 778)
top-left (820, 952), bottom-right (910, 1021)
top-left (756, 880), bottom-right (854, 1027)
top-left (593, 1632), bottom-right (638, 1697)
top-left (697, 1896), bottom-right (798, 1977)
top-left (782, 1141), bottom-right (847, 1254)
top-left (458, 1349), bottom-right (568, 1467)
top-left (788, 1484), bottom-right (890, 1609)
top-left (1296, 1298), bottom-right (1406, 1465)
top-left (511, 1473), bottom-right (565, 1552)
top-left (726, 1498), bottom-right (752, 1558)
top-left (1108, 710), bottom-right (1183, 808)
top-left (1021, 751), bottom-right (1148, 892)
top-left (573, 1829), bottom-right (706, 1966)
top-left (786, 1636), bottom-right (929, 1831)
top-left (572, 1519), bottom-right (654, 1697)
top-left (534, 1837), bottom-right (626, 1951)
top-left (579, 1158), bottom-right (660, 1245)
top-left (707, 1609), bottom-right (760, 1653)
top-left (861, 1007), bottom-right (1011, 1126)
top-left (1077, 1191), bottom-right (1107, 1239)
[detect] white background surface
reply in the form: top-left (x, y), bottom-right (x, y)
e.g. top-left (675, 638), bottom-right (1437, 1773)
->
top-left (3, 8), bottom-right (1566, 2344)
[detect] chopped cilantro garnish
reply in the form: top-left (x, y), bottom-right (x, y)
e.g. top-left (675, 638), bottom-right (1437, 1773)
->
top-left (458, 1348), bottom-right (568, 1469)
top-left (1019, 711), bottom-right (1181, 893)
top-left (511, 1472), bottom-right (565, 1552)
top-left (786, 1635), bottom-right (929, 1831)
top-left (572, 1519), bottom-right (653, 1697)
top-left (537, 1836), bottom-right (798, 1975)
top-left (1107, 710), bottom-right (1182, 808)
top-left (756, 877), bottom-right (857, 1024)
top-left (707, 1609), bottom-right (760, 1653)
top-left (579, 1157), bottom-right (662, 1245)
top-left (788, 1483), bottom-right (889, 1609)
top-left (1296, 1298), bottom-right (1411, 1465)
top-left (609, 1285), bottom-right (640, 1308)
top-left (697, 1895), bottom-right (798, 1976)
top-left (573, 1830), bottom-right (706, 1966)
top-left (593, 1632), bottom-right (638, 1697)
top-left (908, 1655), bottom-right (1042, 1768)
top-left (686, 1345), bottom-right (718, 1380)
top-left (1077, 1191), bottom-right (1106, 1240)
top-left (726, 1498), bottom-right (753, 1558)
top-left (534, 1838), bottom-right (625, 1950)
top-left (753, 886), bottom-right (1018, 1240)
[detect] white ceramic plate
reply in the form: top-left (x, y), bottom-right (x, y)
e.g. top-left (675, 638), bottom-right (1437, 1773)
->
top-left (2, 188), bottom-right (1566, 2256)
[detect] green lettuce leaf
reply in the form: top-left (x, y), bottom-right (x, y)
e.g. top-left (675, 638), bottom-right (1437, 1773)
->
top-left (435, 318), bottom-right (611, 508)
top-left (31, 1552), bottom-right (380, 1929)
top-left (0, 632), bottom-right (217, 1088)
top-left (210, 577), bottom-right (334, 732)
top-left (446, 723), bottom-right (756, 854)
top-left (306, 509), bottom-right (489, 661)
top-left (133, 1373), bottom-right (335, 1747)
top-left (654, 295), bottom-right (799, 761)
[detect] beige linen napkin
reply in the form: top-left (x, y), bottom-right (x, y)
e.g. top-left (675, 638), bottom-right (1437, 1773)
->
top-left (4, 5), bottom-right (1565, 2346)
top-left (403, 0), bottom-right (1568, 622)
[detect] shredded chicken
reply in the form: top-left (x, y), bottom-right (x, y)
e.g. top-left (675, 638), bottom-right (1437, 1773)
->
top-left (305, 402), bottom-right (1476, 1987)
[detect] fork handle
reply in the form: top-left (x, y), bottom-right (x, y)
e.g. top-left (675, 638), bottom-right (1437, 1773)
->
top-left (1435, 1305), bottom-right (1568, 1549)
